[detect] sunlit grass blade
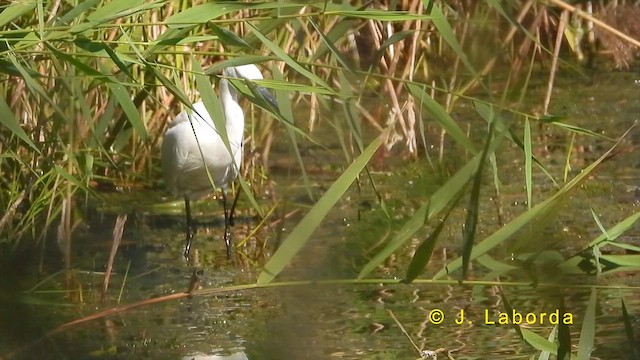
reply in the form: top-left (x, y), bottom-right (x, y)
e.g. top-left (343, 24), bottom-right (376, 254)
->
top-left (576, 289), bottom-right (596, 360)
top-left (5, 48), bottom-right (66, 118)
top-left (476, 254), bottom-right (518, 272)
top-left (598, 255), bottom-right (640, 267)
top-left (247, 22), bottom-right (333, 93)
top-left (427, 2), bottom-right (479, 82)
top-left (523, 327), bottom-right (558, 356)
top-left (320, 7), bottom-right (432, 21)
top-left (167, 2), bottom-right (314, 28)
top-left (225, 78), bottom-right (321, 146)
top-left (524, 118), bottom-right (532, 209)
top-left (476, 101), bottom-right (559, 188)
top-left (590, 207), bottom-right (610, 239)
top-left (433, 122), bottom-right (637, 279)
top-left (357, 143), bottom-right (504, 279)
top-left (85, 0), bottom-right (144, 22)
top-left (551, 121), bottom-right (614, 140)
top-left (145, 26), bottom-right (196, 58)
top-left (192, 60), bottom-right (228, 148)
top-left (562, 210), bottom-right (640, 270)
top-left (272, 66), bottom-right (314, 202)
top-left (308, 18), bottom-right (354, 72)
top-left (537, 325), bottom-right (558, 360)
top-left (0, 96), bottom-right (40, 154)
top-left (0, 0), bottom-right (36, 28)
top-left (206, 57), bottom-right (275, 75)
top-left (147, 64), bottom-right (191, 109)
top-left (370, 30), bottom-right (415, 70)
top-left (107, 83), bottom-right (147, 141)
top-left (56, 0), bottom-right (99, 25)
top-left (586, 210), bottom-right (640, 248)
top-left (166, 3), bottom-right (247, 27)
top-left (70, 0), bottom-right (163, 34)
top-left (310, 18), bottom-right (357, 63)
top-left (339, 70), bottom-right (363, 151)
top-left (53, 165), bottom-right (92, 194)
top-left (208, 24), bottom-right (252, 49)
top-left (258, 130), bottom-right (387, 284)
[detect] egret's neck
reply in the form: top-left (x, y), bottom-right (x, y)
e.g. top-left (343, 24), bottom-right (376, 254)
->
top-left (219, 79), bottom-right (245, 144)
top-left (220, 79), bottom-right (238, 104)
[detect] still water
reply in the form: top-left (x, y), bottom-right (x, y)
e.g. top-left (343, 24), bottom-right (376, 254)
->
top-left (2, 71), bottom-right (640, 359)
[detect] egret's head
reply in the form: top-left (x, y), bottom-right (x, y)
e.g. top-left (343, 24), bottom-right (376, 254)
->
top-left (223, 64), bottom-right (278, 110)
top-left (223, 64), bottom-right (264, 81)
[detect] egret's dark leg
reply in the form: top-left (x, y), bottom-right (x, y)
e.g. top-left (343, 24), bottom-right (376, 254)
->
top-left (229, 186), bottom-right (241, 227)
top-left (222, 191), bottom-right (233, 259)
top-left (184, 195), bottom-right (195, 259)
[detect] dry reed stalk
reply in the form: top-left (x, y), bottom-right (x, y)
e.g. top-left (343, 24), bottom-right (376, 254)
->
top-left (101, 214), bottom-right (128, 302)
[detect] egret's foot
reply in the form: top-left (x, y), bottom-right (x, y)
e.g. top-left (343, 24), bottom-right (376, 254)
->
top-left (183, 228), bottom-right (195, 262)
top-left (223, 230), bottom-right (233, 259)
top-left (187, 268), bottom-right (204, 294)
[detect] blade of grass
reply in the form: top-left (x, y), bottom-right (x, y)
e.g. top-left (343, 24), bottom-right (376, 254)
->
top-left (590, 207), bottom-right (610, 239)
top-left (309, 18), bottom-right (357, 63)
top-left (357, 136), bottom-right (503, 280)
top-left (521, 327), bottom-right (558, 355)
top-left (272, 66), bottom-right (315, 202)
top-left (70, 0), bottom-right (163, 34)
top-left (557, 296), bottom-right (572, 360)
top-left (427, 2), bottom-right (479, 83)
top-left (167, 2), bottom-right (316, 28)
top-left (402, 197), bottom-right (460, 283)
top-left (0, 96), bottom-right (40, 154)
top-left (576, 289), bottom-right (596, 360)
top-left (257, 130), bottom-right (387, 284)
top-left (537, 325), bottom-right (558, 360)
top-left (246, 22), bottom-right (333, 93)
top-left (107, 83), bottom-right (147, 141)
top-left (0, 0), bottom-right (36, 28)
top-left (462, 118), bottom-right (496, 280)
top-left (433, 122), bottom-right (638, 279)
top-left (208, 24), bottom-right (252, 49)
top-left (524, 117), bottom-right (532, 209)
top-left (308, 18), bottom-right (354, 72)
top-left (5, 46), bottom-right (66, 118)
top-left (56, 0), bottom-right (100, 25)
top-left (406, 83), bottom-right (476, 152)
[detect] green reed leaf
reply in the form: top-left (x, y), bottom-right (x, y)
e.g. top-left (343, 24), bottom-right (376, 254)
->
top-left (577, 289), bottom-right (596, 360)
top-left (0, 96), bottom-right (40, 154)
top-left (258, 130), bottom-right (386, 284)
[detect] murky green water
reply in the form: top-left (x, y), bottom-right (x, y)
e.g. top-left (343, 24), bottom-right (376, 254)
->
top-left (3, 71), bottom-right (640, 359)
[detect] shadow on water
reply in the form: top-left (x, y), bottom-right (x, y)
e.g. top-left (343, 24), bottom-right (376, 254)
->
top-left (3, 71), bottom-right (640, 359)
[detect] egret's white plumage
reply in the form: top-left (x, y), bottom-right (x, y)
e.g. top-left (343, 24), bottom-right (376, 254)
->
top-left (161, 64), bottom-right (274, 258)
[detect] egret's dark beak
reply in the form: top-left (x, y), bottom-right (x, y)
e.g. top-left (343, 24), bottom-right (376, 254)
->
top-left (256, 85), bottom-right (279, 110)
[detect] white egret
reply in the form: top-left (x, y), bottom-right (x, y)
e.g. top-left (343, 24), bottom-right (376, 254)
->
top-left (161, 64), bottom-right (277, 259)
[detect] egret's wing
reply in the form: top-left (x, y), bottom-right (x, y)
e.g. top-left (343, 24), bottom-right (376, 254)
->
top-left (166, 108), bottom-right (191, 128)
top-left (160, 127), bottom-right (180, 195)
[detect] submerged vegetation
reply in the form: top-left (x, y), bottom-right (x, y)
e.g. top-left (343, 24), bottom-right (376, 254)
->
top-left (1, 0), bottom-right (640, 358)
